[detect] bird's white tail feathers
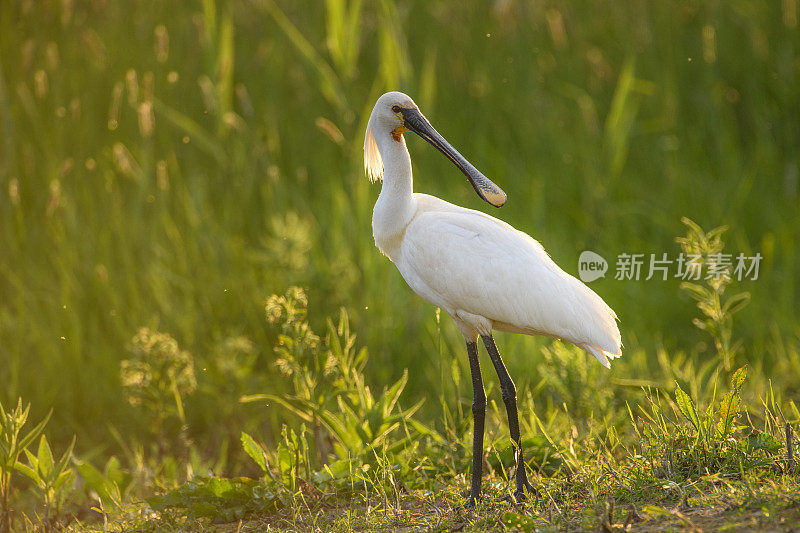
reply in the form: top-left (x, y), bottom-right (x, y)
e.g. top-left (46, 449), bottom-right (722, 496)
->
top-left (570, 282), bottom-right (622, 369)
top-left (579, 343), bottom-right (622, 369)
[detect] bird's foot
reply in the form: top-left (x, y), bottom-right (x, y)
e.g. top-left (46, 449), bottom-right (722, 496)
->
top-left (513, 477), bottom-right (539, 504)
top-left (500, 493), bottom-right (517, 505)
top-left (512, 489), bottom-right (529, 505)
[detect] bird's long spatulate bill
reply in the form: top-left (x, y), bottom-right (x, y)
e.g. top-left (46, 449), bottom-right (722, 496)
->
top-left (400, 108), bottom-right (507, 207)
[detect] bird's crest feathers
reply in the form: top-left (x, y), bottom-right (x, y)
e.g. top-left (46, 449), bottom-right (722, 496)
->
top-left (364, 120), bottom-right (383, 182)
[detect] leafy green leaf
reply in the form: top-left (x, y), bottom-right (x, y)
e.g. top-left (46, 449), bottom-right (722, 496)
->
top-left (715, 390), bottom-right (739, 438)
top-left (744, 431), bottom-right (783, 454)
top-left (680, 282), bottom-right (713, 303)
top-left (53, 469), bottom-right (75, 493)
top-left (77, 460), bottom-right (121, 509)
top-left (674, 382), bottom-right (700, 434)
top-left (240, 432), bottom-right (268, 473)
top-left (722, 292), bottom-right (750, 316)
top-left (730, 365), bottom-right (748, 391)
top-left (17, 408), bottom-right (51, 452)
top-left (313, 457), bottom-right (352, 483)
top-left (277, 426), bottom-right (296, 489)
top-left (13, 461), bottom-right (40, 485)
top-left (382, 369), bottom-right (408, 417)
top-left (53, 435), bottom-right (76, 484)
top-left (36, 435), bottom-right (54, 480)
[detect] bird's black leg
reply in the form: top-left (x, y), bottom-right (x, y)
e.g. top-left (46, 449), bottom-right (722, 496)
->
top-left (465, 340), bottom-right (486, 507)
top-left (481, 334), bottom-right (537, 503)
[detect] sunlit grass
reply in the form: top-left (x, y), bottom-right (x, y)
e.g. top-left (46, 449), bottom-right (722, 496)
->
top-left (1, 0), bottom-right (799, 530)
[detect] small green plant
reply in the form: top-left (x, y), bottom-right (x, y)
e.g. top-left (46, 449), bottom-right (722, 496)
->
top-left (240, 432), bottom-right (269, 477)
top-left (630, 365), bottom-right (783, 483)
top-left (120, 327), bottom-right (197, 451)
top-left (75, 456), bottom-right (133, 519)
top-left (146, 426), bottom-right (309, 524)
top-left (0, 399), bottom-right (51, 533)
top-left (146, 475), bottom-right (279, 523)
top-left (14, 434), bottom-right (76, 529)
top-left (243, 425), bottom-right (313, 496)
top-left (676, 217), bottom-right (751, 371)
top-left (194, 335), bottom-right (263, 471)
top-left (242, 288), bottom-right (439, 480)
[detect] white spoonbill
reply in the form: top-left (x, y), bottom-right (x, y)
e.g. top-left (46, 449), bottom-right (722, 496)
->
top-left (365, 91), bottom-right (621, 505)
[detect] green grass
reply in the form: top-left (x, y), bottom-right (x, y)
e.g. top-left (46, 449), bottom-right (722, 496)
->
top-left (1, 0), bottom-right (799, 530)
top-left (45, 284), bottom-right (799, 531)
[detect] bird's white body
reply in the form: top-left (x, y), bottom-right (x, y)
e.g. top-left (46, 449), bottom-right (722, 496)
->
top-left (366, 92), bottom-right (621, 367)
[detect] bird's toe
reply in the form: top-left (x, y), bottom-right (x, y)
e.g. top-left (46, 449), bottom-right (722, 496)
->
top-left (513, 481), bottom-right (539, 504)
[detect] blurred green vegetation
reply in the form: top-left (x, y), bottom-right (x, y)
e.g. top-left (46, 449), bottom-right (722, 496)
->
top-left (1, 0), bottom-right (799, 516)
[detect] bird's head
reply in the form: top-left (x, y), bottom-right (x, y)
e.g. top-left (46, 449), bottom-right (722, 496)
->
top-left (365, 91), bottom-right (507, 208)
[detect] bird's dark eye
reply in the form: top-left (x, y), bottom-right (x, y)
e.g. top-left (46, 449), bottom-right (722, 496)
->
top-left (391, 105), bottom-right (401, 113)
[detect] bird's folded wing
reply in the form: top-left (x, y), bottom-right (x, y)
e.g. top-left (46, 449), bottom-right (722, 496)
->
top-left (399, 208), bottom-right (621, 357)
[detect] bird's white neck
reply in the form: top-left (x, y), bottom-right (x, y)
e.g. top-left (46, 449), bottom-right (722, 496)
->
top-left (372, 132), bottom-right (417, 258)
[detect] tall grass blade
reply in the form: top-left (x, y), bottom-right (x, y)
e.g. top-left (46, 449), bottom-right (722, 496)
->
top-left (257, 0), bottom-right (347, 112)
